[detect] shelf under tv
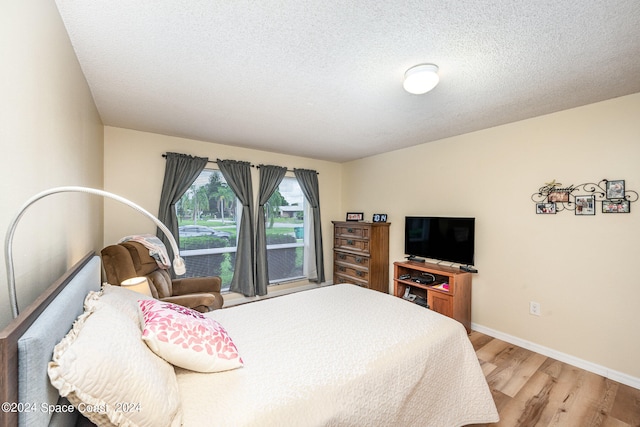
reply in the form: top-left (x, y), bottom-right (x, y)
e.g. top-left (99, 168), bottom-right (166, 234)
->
top-left (393, 261), bottom-right (472, 333)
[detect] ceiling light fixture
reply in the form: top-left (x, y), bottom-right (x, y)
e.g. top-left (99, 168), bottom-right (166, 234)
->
top-left (403, 64), bottom-right (439, 95)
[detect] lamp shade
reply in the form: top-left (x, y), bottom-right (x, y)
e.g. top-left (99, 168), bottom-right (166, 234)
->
top-left (403, 64), bottom-right (439, 94)
top-left (121, 277), bottom-right (153, 297)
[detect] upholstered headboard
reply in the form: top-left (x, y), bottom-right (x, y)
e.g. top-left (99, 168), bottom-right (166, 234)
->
top-left (0, 253), bottom-right (101, 427)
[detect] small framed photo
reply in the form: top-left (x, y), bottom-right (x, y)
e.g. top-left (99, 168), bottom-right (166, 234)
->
top-left (346, 212), bottom-right (364, 221)
top-left (372, 213), bottom-right (388, 223)
top-left (536, 203), bottom-right (556, 214)
top-left (602, 200), bottom-right (630, 213)
top-left (575, 195), bottom-right (595, 215)
top-left (606, 180), bottom-right (625, 199)
top-left (548, 191), bottom-right (570, 203)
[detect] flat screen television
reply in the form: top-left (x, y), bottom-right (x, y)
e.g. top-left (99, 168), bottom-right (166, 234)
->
top-left (404, 216), bottom-right (475, 265)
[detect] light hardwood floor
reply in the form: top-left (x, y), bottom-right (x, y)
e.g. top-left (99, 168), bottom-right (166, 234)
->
top-left (467, 331), bottom-right (640, 427)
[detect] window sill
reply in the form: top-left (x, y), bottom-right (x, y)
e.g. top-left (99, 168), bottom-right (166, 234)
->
top-left (222, 280), bottom-right (325, 307)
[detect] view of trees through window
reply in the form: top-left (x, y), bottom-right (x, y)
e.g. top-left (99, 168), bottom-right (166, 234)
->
top-left (176, 169), bottom-right (305, 290)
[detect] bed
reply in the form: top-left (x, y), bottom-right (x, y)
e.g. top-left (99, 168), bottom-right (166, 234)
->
top-left (1, 253), bottom-right (499, 427)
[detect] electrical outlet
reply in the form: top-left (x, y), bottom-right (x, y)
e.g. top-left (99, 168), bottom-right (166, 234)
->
top-left (529, 301), bottom-right (541, 316)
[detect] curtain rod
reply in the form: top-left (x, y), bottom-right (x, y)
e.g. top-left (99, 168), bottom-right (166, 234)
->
top-left (161, 154), bottom-right (318, 174)
top-left (161, 154), bottom-right (254, 167)
top-left (256, 165), bottom-right (318, 175)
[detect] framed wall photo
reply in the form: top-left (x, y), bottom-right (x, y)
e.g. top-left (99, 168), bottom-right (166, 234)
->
top-left (346, 212), bottom-right (364, 221)
top-left (548, 191), bottom-right (570, 203)
top-left (372, 213), bottom-right (388, 223)
top-left (575, 195), bottom-right (595, 215)
top-left (536, 203), bottom-right (556, 214)
top-left (606, 180), bottom-right (625, 199)
top-left (602, 200), bottom-right (630, 213)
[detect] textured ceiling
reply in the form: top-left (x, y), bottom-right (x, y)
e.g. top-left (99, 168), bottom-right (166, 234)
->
top-left (55, 0), bottom-right (640, 163)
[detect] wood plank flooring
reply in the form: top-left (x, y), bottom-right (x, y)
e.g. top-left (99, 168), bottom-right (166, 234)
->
top-left (467, 331), bottom-right (640, 427)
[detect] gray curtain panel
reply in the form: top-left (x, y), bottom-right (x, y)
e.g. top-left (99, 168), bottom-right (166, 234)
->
top-left (217, 159), bottom-right (256, 296)
top-left (156, 152), bottom-right (208, 272)
top-left (255, 165), bottom-right (287, 295)
top-left (294, 168), bottom-right (325, 283)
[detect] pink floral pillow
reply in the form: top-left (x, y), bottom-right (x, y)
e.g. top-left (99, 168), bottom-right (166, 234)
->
top-left (138, 299), bottom-right (243, 373)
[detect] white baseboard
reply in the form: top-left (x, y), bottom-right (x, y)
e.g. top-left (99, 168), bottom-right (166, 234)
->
top-left (471, 323), bottom-right (640, 390)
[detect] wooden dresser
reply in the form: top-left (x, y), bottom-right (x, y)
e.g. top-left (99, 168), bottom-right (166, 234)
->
top-left (332, 221), bottom-right (390, 293)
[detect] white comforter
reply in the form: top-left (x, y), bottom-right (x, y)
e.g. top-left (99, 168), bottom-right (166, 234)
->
top-left (176, 284), bottom-right (498, 426)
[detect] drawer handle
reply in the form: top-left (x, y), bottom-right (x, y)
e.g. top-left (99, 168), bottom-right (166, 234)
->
top-left (355, 257), bottom-right (363, 264)
top-left (338, 266), bottom-right (346, 272)
top-left (347, 228), bottom-right (354, 233)
top-left (338, 254), bottom-right (346, 260)
top-left (356, 271), bottom-right (364, 277)
top-left (347, 239), bottom-right (354, 245)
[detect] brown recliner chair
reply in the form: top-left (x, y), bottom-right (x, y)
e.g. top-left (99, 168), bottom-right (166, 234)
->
top-left (101, 241), bottom-right (224, 312)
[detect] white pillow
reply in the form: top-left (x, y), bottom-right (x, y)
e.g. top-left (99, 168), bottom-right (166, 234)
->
top-left (139, 299), bottom-right (243, 373)
top-left (88, 283), bottom-right (153, 323)
top-left (48, 291), bottom-right (182, 427)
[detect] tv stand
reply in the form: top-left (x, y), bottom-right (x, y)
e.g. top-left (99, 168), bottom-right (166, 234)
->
top-left (393, 261), bottom-right (472, 333)
top-left (406, 255), bottom-right (425, 263)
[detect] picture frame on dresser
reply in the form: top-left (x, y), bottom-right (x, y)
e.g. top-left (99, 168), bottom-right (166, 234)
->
top-left (372, 213), bottom-right (387, 222)
top-left (346, 212), bottom-right (364, 221)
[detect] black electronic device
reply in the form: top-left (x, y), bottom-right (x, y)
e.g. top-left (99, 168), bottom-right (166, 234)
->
top-left (411, 275), bottom-right (435, 285)
top-left (404, 216), bottom-right (475, 266)
top-left (460, 265), bottom-right (478, 273)
top-left (414, 297), bottom-right (429, 308)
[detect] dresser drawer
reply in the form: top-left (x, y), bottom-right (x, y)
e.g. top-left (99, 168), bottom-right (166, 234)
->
top-left (334, 224), bottom-right (371, 240)
top-left (334, 272), bottom-right (369, 288)
top-left (334, 263), bottom-right (369, 282)
top-left (334, 251), bottom-right (370, 269)
top-left (334, 237), bottom-right (370, 253)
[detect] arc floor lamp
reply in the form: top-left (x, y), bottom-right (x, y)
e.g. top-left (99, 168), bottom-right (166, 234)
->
top-left (4, 186), bottom-right (186, 319)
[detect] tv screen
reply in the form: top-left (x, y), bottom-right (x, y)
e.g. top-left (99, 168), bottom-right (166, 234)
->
top-left (404, 216), bottom-right (475, 265)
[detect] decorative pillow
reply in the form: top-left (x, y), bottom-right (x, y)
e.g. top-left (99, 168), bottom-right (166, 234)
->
top-left (48, 296), bottom-right (182, 427)
top-left (87, 283), bottom-right (154, 324)
top-left (138, 299), bottom-right (243, 373)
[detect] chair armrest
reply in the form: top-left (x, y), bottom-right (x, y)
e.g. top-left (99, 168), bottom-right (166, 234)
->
top-left (172, 276), bottom-right (222, 294)
top-left (160, 294), bottom-right (220, 312)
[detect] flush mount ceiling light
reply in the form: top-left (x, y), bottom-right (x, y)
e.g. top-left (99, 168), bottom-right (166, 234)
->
top-left (403, 64), bottom-right (439, 94)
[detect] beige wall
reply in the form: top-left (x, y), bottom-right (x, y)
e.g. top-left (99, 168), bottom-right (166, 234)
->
top-left (0, 1), bottom-right (104, 329)
top-left (342, 93), bottom-right (640, 381)
top-left (103, 126), bottom-right (343, 281)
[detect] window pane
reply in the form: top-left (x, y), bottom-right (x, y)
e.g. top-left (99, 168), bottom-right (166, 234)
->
top-left (176, 169), bottom-right (238, 290)
top-left (265, 176), bottom-right (305, 283)
top-left (175, 170), bottom-right (308, 290)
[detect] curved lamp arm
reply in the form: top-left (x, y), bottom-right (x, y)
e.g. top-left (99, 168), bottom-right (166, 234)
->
top-left (4, 186), bottom-right (186, 319)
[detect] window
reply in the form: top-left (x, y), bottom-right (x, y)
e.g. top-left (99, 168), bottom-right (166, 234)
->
top-left (176, 170), bottom-right (308, 291)
top-left (176, 169), bottom-right (239, 290)
top-left (264, 175), bottom-right (306, 284)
